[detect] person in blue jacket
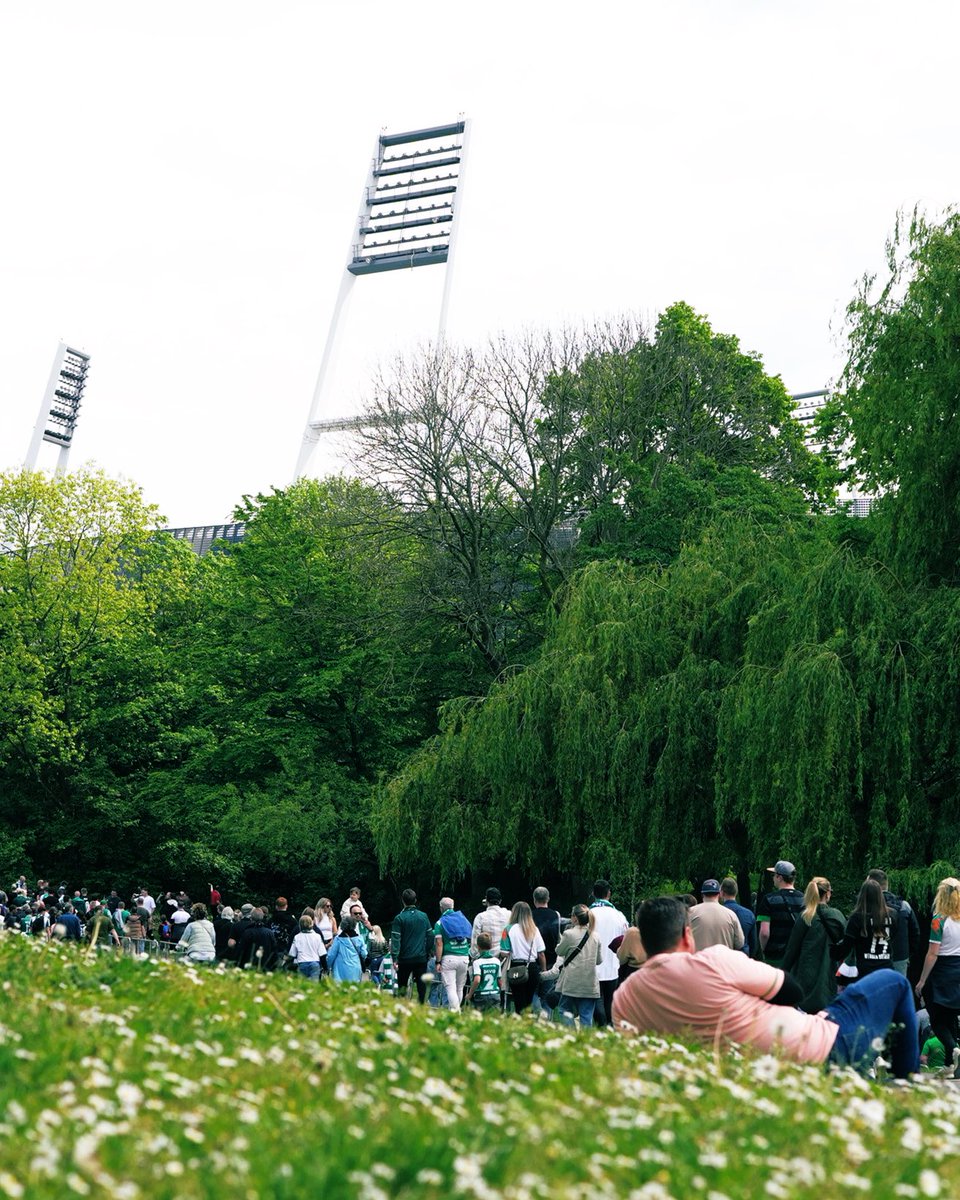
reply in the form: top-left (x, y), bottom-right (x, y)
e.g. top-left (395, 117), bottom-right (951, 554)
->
top-left (326, 916), bottom-right (367, 982)
top-left (720, 878), bottom-right (757, 956)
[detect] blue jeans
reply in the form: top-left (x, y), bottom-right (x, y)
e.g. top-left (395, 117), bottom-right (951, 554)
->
top-left (558, 995), bottom-right (596, 1028)
top-left (297, 961), bottom-right (321, 981)
top-left (427, 958), bottom-right (449, 1008)
top-left (824, 969), bottom-right (919, 1078)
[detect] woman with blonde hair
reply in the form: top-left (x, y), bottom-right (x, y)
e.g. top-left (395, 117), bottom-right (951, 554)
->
top-left (781, 877), bottom-right (845, 1012)
top-left (917, 877), bottom-right (960, 1076)
top-left (314, 898), bottom-right (337, 949)
top-left (501, 900), bottom-right (546, 1014)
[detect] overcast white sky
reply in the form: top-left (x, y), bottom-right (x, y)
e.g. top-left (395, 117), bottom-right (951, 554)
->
top-left (1, 2), bottom-right (956, 526)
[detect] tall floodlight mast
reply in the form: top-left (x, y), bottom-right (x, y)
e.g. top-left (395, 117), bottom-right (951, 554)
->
top-left (24, 342), bottom-right (91, 474)
top-left (294, 118), bottom-right (470, 479)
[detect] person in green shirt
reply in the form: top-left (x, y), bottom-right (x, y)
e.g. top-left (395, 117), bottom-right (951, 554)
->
top-left (390, 889), bottom-right (432, 1003)
top-left (921, 1035), bottom-right (946, 1071)
top-left (433, 897), bottom-right (472, 1013)
top-left (380, 952), bottom-right (396, 994)
top-left (466, 933), bottom-right (501, 1012)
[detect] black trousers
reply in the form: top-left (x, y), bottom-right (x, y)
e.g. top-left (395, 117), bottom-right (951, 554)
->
top-left (396, 958), bottom-right (428, 1003)
top-left (597, 977), bottom-right (619, 1026)
top-left (509, 963), bottom-right (541, 1014)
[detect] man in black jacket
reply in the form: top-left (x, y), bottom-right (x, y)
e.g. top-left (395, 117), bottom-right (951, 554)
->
top-left (390, 889), bottom-right (432, 1003)
top-left (867, 869), bottom-right (920, 976)
top-left (237, 908), bottom-right (278, 970)
top-left (270, 897), bottom-right (299, 962)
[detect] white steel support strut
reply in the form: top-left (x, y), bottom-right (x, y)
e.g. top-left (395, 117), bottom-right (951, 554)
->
top-left (293, 133), bottom-right (380, 481)
top-left (293, 119), bottom-right (468, 481)
top-left (437, 117), bottom-right (470, 346)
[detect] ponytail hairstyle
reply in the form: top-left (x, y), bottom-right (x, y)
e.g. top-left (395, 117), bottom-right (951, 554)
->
top-left (853, 879), bottom-right (889, 937)
top-left (802, 878), bottom-right (831, 926)
top-left (933, 878), bottom-right (960, 922)
top-left (571, 904), bottom-right (594, 931)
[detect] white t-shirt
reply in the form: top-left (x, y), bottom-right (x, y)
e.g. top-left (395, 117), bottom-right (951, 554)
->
top-left (171, 908), bottom-right (191, 925)
top-left (140, 894), bottom-right (156, 916)
top-left (503, 924), bottom-right (545, 963)
top-left (589, 901), bottom-right (629, 982)
top-left (289, 930), bottom-right (327, 964)
top-left (931, 914), bottom-right (960, 956)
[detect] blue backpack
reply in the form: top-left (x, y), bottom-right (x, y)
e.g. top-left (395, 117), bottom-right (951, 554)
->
top-left (439, 909), bottom-right (472, 943)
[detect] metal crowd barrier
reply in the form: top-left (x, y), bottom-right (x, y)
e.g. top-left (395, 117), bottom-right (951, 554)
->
top-left (119, 937), bottom-right (175, 959)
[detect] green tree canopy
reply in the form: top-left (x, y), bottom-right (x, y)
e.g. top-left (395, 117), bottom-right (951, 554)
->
top-left (834, 208), bottom-right (960, 583)
top-left (0, 467), bottom-right (195, 882)
top-left (133, 477), bottom-right (462, 900)
top-left (354, 307), bottom-right (833, 678)
top-left (371, 515), bottom-right (957, 889)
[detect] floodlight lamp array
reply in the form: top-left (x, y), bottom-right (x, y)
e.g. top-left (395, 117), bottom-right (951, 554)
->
top-left (349, 120), bottom-right (466, 276)
top-left (43, 347), bottom-right (90, 447)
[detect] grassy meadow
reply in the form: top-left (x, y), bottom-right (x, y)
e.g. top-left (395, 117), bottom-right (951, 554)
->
top-left (0, 936), bottom-right (957, 1199)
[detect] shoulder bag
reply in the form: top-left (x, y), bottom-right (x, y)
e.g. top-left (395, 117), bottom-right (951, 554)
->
top-left (506, 929), bottom-right (537, 987)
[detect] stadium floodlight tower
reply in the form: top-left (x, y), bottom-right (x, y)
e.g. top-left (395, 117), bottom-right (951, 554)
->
top-left (294, 117), bottom-right (470, 480)
top-left (24, 341), bottom-right (91, 474)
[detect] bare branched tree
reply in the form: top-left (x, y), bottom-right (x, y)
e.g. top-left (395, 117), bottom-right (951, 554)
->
top-left (353, 345), bottom-right (524, 676)
top-left (350, 306), bottom-right (821, 676)
top-left (352, 324), bottom-right (644, 675)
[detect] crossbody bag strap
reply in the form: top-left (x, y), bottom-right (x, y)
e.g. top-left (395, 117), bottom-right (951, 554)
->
top-left (816, 908), bottom-right (843, 946)
top-left (559, 931), bottom-right (590, 974)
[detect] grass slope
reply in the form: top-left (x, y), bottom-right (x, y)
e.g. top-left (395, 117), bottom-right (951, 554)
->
top-left (0, 937), bottom-right (957, 1199)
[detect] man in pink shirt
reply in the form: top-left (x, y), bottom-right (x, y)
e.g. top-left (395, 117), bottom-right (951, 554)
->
top-left (613, 896), bottom-right (918, 1078)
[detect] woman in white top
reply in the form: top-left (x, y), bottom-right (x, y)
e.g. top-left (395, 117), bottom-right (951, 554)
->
top-left (314, 897), bottom-right (338, 969)
top-left (287, 915), bottom-right (327, 981)
top-left (176, 904), bottom-right (216, 964)
top-left (501, 901), bottom-right (546, 1014)
top-left (314, 898), bottom-right (338, 953)
top-left (917, 877), bottom-right (960, 1076)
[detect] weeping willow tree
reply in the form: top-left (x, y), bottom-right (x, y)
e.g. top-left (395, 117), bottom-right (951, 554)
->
top-left (373, 214), bottom-right (960, 888)
top-left (831, 208), bottom-right (960, 586)
top-left (372, 516), bottom-right (958, 886)
top-left (714, 531), bottom-right (921, 871)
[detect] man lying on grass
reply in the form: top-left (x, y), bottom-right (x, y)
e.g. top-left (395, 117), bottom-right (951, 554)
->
top-left (613, 896), bottom-right (919, 1078)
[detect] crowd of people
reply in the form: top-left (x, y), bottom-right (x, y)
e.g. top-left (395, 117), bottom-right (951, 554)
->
top-left (0, 879), bottom-right (387, 979)
top-left (3, 861), bottom-right (958, 1081)
top-left (610, 861), bottom-right (960, 1082)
